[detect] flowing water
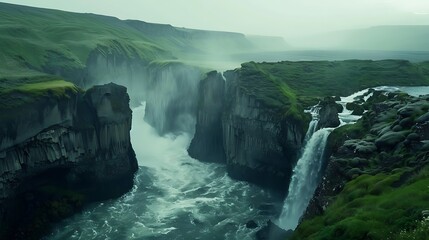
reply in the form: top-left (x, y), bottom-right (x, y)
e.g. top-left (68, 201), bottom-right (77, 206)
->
top-left (278, 106), bottom-right (333, 230)
top-left (45, 85), bottom-right (429, 239)
top-left (47, 103), bottom-right (281, 240)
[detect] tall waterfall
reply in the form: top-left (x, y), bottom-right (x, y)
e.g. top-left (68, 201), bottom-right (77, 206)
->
top-left (278, 106), bottom-right (333, 230)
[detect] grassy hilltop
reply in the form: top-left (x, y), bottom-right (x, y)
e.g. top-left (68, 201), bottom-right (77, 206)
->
top-left (231, 60), bottom-right (429, 120)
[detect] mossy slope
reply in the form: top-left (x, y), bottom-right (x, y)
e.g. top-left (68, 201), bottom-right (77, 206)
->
top-left (293, 92), bottom-right (429, 240)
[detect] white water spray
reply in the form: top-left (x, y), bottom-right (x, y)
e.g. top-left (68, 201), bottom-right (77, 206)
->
top-left (278, 106), bottom-right (333, 230)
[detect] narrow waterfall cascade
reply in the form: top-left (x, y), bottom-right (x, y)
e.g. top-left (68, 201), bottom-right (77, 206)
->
top-left (303, 105), bottom-right (321, 143)
top-left (278, 106), bottom-right (333, 230)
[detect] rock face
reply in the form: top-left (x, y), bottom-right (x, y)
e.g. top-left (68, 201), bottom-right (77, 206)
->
top-left (188, 71), bottom-right (226, 162)
top-left (0, 83), bottom-right (137, 239)
top-left (221, 71), bottom-right (306, 190)
top-left (301, 92), bottom-right (429, 224)
top-left (86, 50), bottom-right (201, 134)
top-left (317, 97), bottom-right (341, 130)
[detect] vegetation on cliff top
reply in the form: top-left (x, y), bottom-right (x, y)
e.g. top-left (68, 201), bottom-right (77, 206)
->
top-left (240, 60), bottom-right (429, 106)
top-left (0, 76), bottom-right (80, 110)
top-left (235, 60), bottom-right (429, 126)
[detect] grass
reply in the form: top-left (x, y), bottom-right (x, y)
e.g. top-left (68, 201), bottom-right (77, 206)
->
top-left (293, 168), bottom-right (429, 240)
top-left (240, 60), bottom-right (429, 107)
top-left (0, 77), bottom-right (80, 110)
top-left (235, 62), bottom-right (308, 124)
top-left (233, 60), bottom-right (429, 124)
top-left (231, 60), bottom-right (429, 126)
top-left (0, 2), bottom-right (259, 80)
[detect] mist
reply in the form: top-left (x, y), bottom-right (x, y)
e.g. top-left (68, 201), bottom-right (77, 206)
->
top-left (3, 0), bottom-right (429, 41)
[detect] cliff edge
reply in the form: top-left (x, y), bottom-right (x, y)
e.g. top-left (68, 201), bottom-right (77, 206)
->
top-left (0, 82), bottom-right (138, 239)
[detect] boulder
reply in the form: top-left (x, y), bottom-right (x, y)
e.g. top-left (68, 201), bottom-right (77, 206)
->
top-left (346, 102), bottom-right (364, 115)
top-left (256, 220), bottom-right (293, 240)
top-left (317, 97), bottom-right (340, 129)
top-left (375, 131), bottom-right (407, 149)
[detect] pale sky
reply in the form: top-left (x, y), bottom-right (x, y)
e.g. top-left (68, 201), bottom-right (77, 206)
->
top-left (2, 0), bottom-right (429, 38)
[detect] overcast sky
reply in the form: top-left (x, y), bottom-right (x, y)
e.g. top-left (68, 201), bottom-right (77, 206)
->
top-left (2, 0), bottom-right (429, 38)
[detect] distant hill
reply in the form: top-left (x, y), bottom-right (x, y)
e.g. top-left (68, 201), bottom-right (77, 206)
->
top-left (0, 2), bottom-right (287, 78)
top-left (294, 25), bottom-right (429, 51)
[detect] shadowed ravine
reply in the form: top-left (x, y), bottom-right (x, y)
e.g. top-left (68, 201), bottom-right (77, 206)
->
top-left (46, 103), bottom-right (282, 240)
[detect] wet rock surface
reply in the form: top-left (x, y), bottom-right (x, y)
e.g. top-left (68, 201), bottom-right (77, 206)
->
top-left (0, 83), bottom-right (137, 239)
top-left (302, 91), bottom-right (429, 222)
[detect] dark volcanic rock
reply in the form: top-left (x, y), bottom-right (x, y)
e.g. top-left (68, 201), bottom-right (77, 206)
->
top-left (0, 83), bottom-right (137, 239)
top-left (375, 131), bottom-right (407, 149)
top-left (246, 220), bottom-right (258, 229)
top-left (188, 71), bottom-right (226, 163)
top-left (256, 220), bottom-right (293, 240)
top-left (417, 122), bottom-right (429, 140)
top-left (346, 102), bottom-right (364, 115)
top-left (221, 70), bottom-right (307, 191)
top-left (317, 97), bottom-right (340, 129)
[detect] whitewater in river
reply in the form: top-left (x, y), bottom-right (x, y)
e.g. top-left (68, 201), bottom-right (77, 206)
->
top-left (47, 103), bottom-right (281, 240)
top-left (46, 85), bottom-right (429, 239)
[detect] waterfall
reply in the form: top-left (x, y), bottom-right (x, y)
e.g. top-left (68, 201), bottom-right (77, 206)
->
top-left (278, 106), bottom-right (333, 230)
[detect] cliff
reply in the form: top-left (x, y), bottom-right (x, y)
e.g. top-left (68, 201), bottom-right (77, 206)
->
top-left (188, 71), bottom-right (226, 162)
top-left (0, 82), bottom-right (137, 239)
top-left (222, 69), bottom-right (308, 190)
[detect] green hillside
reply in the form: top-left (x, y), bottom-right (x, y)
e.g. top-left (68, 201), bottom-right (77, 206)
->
top-left (230, 60), bottom-right (429, 123)
top-left (239, 60), bottom-right (429, 106)
top-left (0, 2), bottom-right (286, 80)
top-left (0, 3), bottom-right (168, 76)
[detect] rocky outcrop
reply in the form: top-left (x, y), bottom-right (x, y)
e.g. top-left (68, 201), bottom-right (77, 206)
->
top-left (317, 97), bottom-right (341, 130)
top-left (0, 83), bottom-right (137, 239)
top-left (300, 92), bottom-right (429, 224)
top-left (188, 71), bottom-right (226, 162)
top-left (221, 71), bottom-right (307, 190)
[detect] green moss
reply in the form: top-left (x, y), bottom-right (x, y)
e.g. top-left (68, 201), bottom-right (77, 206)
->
top-left (293, 168), bottom-right (429, 240)
top-left (392, 220), bottom-right (429, 240)
top-left (238, 62), bottom-right (307, 122)
top-left (0, 78), bottom-right (81, 110)
top-left (327, 121), bottom-right (367, 154)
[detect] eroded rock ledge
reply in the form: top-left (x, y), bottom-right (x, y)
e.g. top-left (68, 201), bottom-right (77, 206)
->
top-left (0, 83), bottom-right (138, 239)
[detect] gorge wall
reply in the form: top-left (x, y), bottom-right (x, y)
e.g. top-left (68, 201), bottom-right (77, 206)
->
top-left (188, 69), bottom-right (343, 191)
top-left (188, 71), bottom-right (226, 163)
top-left (0, 83), bottom-right (138, 239)
top-left (188, 70), bottom-right (301, 189)
top-left (221, 70), bottom-right (307, 190)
